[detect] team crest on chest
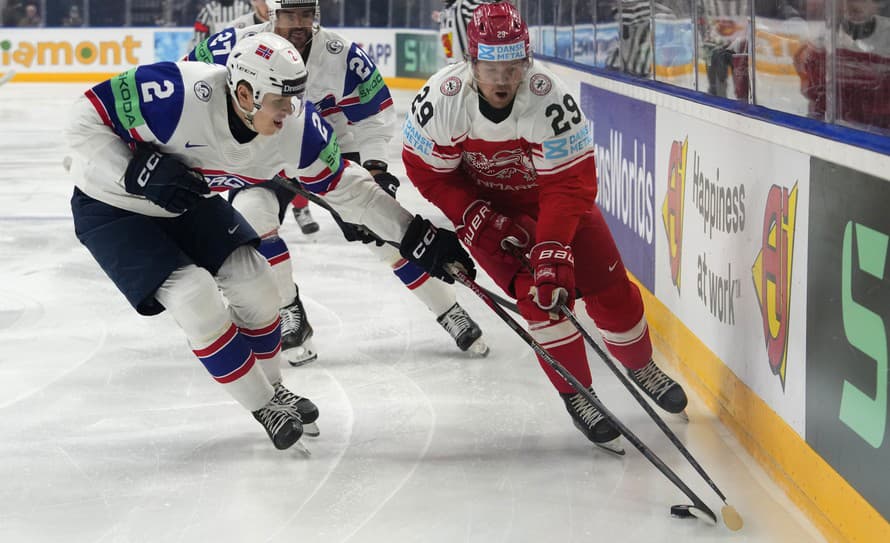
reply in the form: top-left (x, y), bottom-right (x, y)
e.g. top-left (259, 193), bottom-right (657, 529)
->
top-left (529, 74), bottom-right (552, 96)
top-left (194, 81), bottom-right (213, 102)
top-left (440, 76), bottom-right (462, 96)
top-left (326, 40), bottom-right (344, 54)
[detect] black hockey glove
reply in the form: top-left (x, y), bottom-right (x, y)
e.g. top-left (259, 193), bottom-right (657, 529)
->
top-left (372, 171), bottom-right (400, 198)
top-left (333, 214), bottom-right (385, 246)
top-left (124, 146), bottom-right (209, 214)
top-left (399, 215), bottom-right (476, 284)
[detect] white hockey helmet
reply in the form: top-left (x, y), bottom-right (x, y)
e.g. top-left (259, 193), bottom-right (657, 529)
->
top-left (226, 32), bottom-right (308, 122)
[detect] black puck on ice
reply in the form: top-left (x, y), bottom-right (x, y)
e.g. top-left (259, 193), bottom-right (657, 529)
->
top-left (670, 504), bottom-right (694, 519)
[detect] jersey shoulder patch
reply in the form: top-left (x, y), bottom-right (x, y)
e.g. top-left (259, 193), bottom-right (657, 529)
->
top-left (89, 62), bottom-right (186, 144)
top-left (325, 39), bottom-right (345, 54)
top-left (528, 73), bottom-right (553, 96)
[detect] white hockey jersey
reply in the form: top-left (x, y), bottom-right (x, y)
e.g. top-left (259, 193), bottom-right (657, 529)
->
top-left (65, 61), bottom-right (411, 242)
top-left (401, 61), bottom-right (598, 244)
top-left (187, 24), bottom-right (396, 163)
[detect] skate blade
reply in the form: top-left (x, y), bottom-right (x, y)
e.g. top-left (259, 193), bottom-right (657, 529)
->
top-left (302, 422), bottom-right (320, 437)
top-left (594, 436), bottom-right (625, 456)
top-left (285, 339), bottom-right (318, 367)
top-left (467, 338), bottom-right (490, 357)
top-left (291, 440), bottom-right (312, 457)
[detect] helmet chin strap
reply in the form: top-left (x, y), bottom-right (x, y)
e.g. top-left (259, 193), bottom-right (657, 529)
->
top-left (233, 95), bottom-right (262, 131)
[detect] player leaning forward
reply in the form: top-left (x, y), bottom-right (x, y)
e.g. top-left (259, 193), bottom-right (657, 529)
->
top-left (189, 0), bottom-right (489, 363)
top-left (402, 2), bottom-right (688, 451)
top-left (65, 32), bottom-right (475, 451)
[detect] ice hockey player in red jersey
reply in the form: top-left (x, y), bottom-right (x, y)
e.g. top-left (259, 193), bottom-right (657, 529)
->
top-left (402, 2), bottom-right (688, 451)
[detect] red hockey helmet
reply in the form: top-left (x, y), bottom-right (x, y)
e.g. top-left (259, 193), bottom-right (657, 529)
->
top-left (466, 2), bottom-right (530, 62)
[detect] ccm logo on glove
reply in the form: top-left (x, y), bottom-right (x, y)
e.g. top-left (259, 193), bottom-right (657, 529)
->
top-left (136, 152), bottom-right (163, 187)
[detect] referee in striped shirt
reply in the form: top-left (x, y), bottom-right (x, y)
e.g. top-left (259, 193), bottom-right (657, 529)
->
top-left (438, 0), bottom-right (497, 63)
top-left (191, 0), bottom-right (253, 47)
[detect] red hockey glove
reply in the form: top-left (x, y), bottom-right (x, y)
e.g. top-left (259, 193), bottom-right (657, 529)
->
top-left (529, 241), bottom-right (575, 312)
top-left (456, 200), bottom-right (530, 262)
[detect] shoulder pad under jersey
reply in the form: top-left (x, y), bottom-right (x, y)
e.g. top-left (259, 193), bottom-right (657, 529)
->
top-left (298, 101), bottom-right (342, 173)
top-left (86, 61), bottom-right (187, 144)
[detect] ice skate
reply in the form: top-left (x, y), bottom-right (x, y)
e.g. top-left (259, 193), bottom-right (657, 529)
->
top-left (560, 387), bottom-right (624, 455)
top-left (436, 302), bottom-right (489, 356)
top-left (626, 359), bottom-right (688, 416)
top-left (292, 205), bottom-right (319, 235)
top-left (253, 384), bottom-right (309, 453)
top-left (280, 286), bottom-right (317, 366)
top-left (273, 382), bottom-right (320, 437)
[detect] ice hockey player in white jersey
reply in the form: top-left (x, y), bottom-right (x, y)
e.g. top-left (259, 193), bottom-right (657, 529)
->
top-left (187, 0), bottom-right (490, 364)
top-left (66, 32), bottom-right (475, 452)
top-left (438, 0), bottom-right (497, 63)
top-left (402, 2), bottom-right (688, 453)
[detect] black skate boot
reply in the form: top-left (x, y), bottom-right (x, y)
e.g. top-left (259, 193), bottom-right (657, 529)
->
top-left (253, 385), bottom-right (306, 451)
top-left (560, 387), bottom-right (624, 455)
top-left (280, 285), bottom-right (317, 366)
top-left (292, 205), bottom-right (320, 235)
top-left (436, 302), bottom-right (489, 356)
top-left (273, 382), bottom-right (320, 437)
top-left (626, 360), bottom-right (688, 414)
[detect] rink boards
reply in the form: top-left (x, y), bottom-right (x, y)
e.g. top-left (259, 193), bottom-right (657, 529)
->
top-left (543, 61), bottom-right (890, 543)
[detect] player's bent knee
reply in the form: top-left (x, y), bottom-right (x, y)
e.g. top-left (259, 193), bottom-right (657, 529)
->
top-left (231, 186), bottom-right (281, 236)
top-left (218, 245), bottom-right (279, 325)
top-left (155, 264), bottom-right (230, 343)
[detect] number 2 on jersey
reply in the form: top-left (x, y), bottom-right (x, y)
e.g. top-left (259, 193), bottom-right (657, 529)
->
top-left (141, 81), bottom-right (174, 103)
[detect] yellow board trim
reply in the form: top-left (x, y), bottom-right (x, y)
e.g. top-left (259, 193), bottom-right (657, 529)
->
top-left (630, 273), bottom-right (890, 543)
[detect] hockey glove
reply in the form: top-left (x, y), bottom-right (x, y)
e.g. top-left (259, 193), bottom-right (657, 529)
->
top-left (529, 241), bottom-right (575, 312)
top-left (334, 214), bottom-right (385, 246)
top-left (457, 200), bottom-right (530, 262)
top-left (372, 171), bottom-right (400, 198)
top-left (124, 146), bottom-right (209, 214)
top-left (400, 215), bottom-right (476, 284)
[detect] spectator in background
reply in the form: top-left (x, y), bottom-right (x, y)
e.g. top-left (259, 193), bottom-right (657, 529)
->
top-left (17, 2), bottom-right (40, 26)
top-left (2, 1), bottom-right (24, 27)
top-left (793, 0), bottom-right (890, 131)
top-left (61, 4), bottom-right (83, 27)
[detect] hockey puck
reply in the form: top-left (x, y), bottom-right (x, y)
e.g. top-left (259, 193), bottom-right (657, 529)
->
top-left (670, 504), bottom-right (694, 519)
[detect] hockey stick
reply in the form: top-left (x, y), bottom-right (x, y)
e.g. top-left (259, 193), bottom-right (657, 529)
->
top-left (558, 304), bottom-right (743, 530)
top-left (271, 175), bottom-right (523, 311)
top-left (447, 264), bottom-right (718, 526)
top-left (509, 252), bottom-right (741, 530)
top-left (0, 70), bottom-right (17, 87)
